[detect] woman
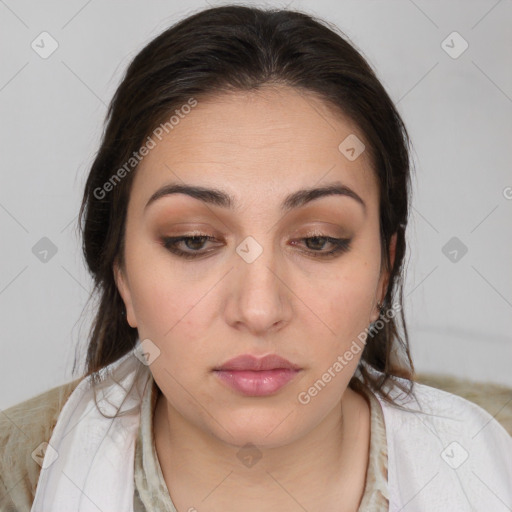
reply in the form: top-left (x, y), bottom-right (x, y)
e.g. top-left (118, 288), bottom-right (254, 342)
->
top-left (1, 5), bottom-right (511, 512)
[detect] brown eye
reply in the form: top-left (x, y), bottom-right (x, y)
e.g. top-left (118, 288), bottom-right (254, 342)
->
top-left (161, 234), bottom-right (217, 259)
top-left (304, 236), bottom-right (329, 251)
top-left (161, 233), bottom-right (351, 261)
top-left (291, 235), bottom-right (352, 258)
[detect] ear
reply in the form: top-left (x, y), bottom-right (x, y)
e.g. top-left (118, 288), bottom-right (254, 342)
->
top-left (371, 232), bottom-right (397, 322)
top-left (113, 259), bottom-right (138, 328)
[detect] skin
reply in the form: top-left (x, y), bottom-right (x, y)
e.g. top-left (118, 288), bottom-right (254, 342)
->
top-left (114, 85), bottom-right (396, 511)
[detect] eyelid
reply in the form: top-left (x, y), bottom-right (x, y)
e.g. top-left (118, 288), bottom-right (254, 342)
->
top-left (160, 232), bottom-right (352, 260)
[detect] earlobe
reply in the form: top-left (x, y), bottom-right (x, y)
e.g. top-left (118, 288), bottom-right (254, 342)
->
top-left (113, 260), bottom-right (137, 328)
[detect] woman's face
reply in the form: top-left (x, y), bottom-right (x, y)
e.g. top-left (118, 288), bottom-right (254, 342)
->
top-left (114, 85), bottom-right (394, 448)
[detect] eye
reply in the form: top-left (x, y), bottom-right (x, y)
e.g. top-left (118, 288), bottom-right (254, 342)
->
top-left (160, 233), bottom-right (352, 260)
top-left (161, 234), bottom-right (217, 259)
top-left (291, 235), bottom-right (352, 258)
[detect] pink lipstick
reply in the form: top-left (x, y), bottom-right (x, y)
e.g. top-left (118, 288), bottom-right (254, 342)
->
top-left (213, 354), bottom-right (301, 397)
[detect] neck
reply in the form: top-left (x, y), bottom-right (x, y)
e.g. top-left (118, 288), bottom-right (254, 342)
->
top-left (153, 386), bottom-right (371, 511)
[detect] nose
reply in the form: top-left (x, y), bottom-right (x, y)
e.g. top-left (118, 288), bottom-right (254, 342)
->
top-left (223, 236), bottom-right (293, 336)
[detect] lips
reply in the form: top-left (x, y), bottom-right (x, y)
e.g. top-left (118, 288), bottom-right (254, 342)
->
top-left (213, 354), bottom-right (302, 396)
top-left (214, 353), bottom-right (301, 372)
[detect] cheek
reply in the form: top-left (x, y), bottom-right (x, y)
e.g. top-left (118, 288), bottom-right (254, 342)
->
top-left (297, 263), bottom-right (380, 390)
top-left (326, 270), bottom-right (377, 334)
top-left (321, 251), bottom-right (381, 331)
top-left (130, 270), bottom-right (209, 341)
top-left (123, 244), bottom-right (194, 341)
top-left (129, 269), bottom-right (213, 405)
top-left (294, 265), bottom-right (379, 407)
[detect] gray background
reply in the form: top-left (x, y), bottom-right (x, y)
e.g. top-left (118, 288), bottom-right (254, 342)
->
top-left (1, 0), bottom-right (511, 409)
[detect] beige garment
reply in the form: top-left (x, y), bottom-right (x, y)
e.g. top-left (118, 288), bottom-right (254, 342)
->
top-left (133, 375), bottom-right (389, 511)
top-left (0, 374), bottom-right (388, 511)
top-left (0, 378), bottom-right (82, 512)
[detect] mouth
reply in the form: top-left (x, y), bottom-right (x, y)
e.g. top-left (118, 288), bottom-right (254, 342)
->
top-left (213, 353), bottom-right (301, 372)
top-left (213, 353), bottom-right (302, 396)
top-left (213, 368), bottom-right (300, 396)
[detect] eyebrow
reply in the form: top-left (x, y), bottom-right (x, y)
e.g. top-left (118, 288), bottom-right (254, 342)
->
top-left (144, 181), bottom-right (366, 214)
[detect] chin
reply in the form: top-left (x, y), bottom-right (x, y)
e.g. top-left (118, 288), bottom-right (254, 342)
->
top-left (209, 410), bottom-right (304, 450)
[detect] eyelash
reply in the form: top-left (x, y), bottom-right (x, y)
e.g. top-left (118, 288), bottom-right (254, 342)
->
top-left (160, 233), bottom-right (352, 260)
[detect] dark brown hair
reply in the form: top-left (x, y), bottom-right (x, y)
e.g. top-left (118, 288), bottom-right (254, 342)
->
top-left (76, 4), bottom-right (416, 406)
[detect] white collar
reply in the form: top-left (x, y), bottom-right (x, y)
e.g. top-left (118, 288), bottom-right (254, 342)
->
top-left (31, 343), bottom-right (150, 512)
top-left (31, 347), bottom-right (512, 511)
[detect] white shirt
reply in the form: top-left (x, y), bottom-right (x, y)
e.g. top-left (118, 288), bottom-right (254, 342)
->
top-left (30, 343), bottom-right (512, 511)
top-left (374, 370), bottom-right (512, 511)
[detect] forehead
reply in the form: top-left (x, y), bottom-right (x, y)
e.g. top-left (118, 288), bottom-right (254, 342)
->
top-left (130, 85), bottom-right (378, 213)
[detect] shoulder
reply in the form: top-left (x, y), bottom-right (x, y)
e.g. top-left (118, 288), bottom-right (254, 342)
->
top-left (380, 379), bottom-right (512, 448)
top-left (414, 372), bottom-right (512, 435)
top-left (0, 378), bottom-right (83, 512)
top-left (376, 380), bottom-right (512, 510)
top-left (385, 379), bottom-right (512, 436)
